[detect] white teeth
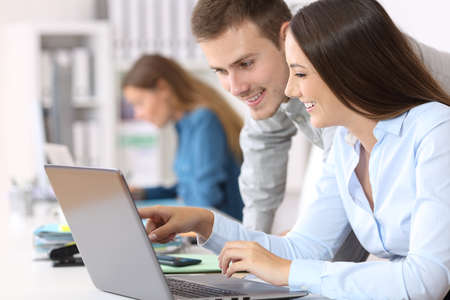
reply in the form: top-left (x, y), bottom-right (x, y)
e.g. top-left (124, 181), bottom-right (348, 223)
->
top-left (247, 91), bottom-right (263, 102)
top-left (304, 102), bottom-right (316, 109)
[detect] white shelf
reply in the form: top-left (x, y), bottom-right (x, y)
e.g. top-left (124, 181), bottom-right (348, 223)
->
top-left (0, 21), bottom-right (117, 188)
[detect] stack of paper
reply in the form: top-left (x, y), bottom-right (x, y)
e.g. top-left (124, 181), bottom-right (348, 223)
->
top-left (33, 223), bottom-right (184, 255)
top-left (33, 224), bottom-right (74, 251)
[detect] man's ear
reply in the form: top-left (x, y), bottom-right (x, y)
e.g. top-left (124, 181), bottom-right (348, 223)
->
top-left (280, 21), bottom-right (290, 43)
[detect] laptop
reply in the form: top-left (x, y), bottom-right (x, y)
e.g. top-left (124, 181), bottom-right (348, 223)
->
top-left (44, 165), bottom-right (307, 300)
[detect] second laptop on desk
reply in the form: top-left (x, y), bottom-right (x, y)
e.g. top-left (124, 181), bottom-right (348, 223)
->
top-left (45, 165), bottom-right (307, 300)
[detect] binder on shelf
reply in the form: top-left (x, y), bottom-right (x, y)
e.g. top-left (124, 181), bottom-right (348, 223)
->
top-left (72, 47), bottom-right (92, 104)
top-left (40, 50), bottom-right (54, 108)
top-left (152, 0), bottom-right (163, 55)
top-left (108, 0), bottom-right (206, 64)
top-left (144, 0), bottom-right (157, 54)
top-left (72, 120), bottom-right (100, 166)
top-left (72, 121), bottom-right (83, 165)
top-left (177, 0), bottom-right (191, 60)
top-left (48, 49), bottom-right (74, 150)
top-left (109, 0), bottom-right (126, 61)
top-left (87, 121), bottom-right (100, 166)
top-left (128, 0), bottom-right (142, 62)
top-left (160, 0), bottom-right (174, 57)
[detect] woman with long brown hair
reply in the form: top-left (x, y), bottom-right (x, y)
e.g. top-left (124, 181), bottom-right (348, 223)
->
top-left (137, 1), bottom-right (450, 298)
top-left (122, 54), bottom-right (244, 220)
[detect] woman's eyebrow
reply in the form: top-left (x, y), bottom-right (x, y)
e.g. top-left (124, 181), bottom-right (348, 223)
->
top-left (289, 63), bottom-right (307, 69)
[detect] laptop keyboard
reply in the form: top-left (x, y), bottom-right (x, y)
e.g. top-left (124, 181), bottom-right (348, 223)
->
top-left (167, 277), bottom-right (245, 298)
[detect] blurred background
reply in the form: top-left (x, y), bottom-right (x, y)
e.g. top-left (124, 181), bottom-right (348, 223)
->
top-left (0, 0), bottom-right (449, 234)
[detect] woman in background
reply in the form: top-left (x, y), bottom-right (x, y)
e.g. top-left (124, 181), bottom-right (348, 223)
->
top-left (122, 54), bottom-right (244, 221)
top-left (138, 0), bottom-right (450, 298)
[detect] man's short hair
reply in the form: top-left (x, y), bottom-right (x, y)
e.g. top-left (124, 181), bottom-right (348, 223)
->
top-left (191, 0), bottom-right (292, 48)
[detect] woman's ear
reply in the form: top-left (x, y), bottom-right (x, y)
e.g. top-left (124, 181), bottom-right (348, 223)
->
top-left (155, 78), bottom-right (174, 101)
top-left (155, 78), bottom-right (177, 107)
top-left (155, 78), bottom-right (170, 93)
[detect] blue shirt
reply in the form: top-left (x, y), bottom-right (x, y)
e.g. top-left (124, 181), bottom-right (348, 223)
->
top-left (201, 102), bottom-right (450, 299)
top-left (146, 108), bottom-right (243, 221)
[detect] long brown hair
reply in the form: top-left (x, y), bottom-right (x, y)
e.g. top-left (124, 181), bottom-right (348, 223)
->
top-left (290, 0), bottom-right (450, 120)
top-left (122, 54), bottom-right (243, 162)
top-left (191, 0), bottom-right (291, 48)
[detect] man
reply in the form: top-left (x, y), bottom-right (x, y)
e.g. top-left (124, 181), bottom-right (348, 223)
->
top-left (190, 0), bottom-right (450, 260)
top-left (191, 0), bottom-right (322, 233)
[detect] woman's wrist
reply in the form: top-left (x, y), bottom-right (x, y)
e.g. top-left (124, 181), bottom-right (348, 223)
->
top-left (195, 209), bottom-right (214, 240)
top-left (281, 259), bottom-right (292, 286)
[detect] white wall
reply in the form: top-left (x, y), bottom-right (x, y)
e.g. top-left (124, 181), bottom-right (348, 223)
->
top-left (0, 0), bottom-right (95, 24)
top-left (380, 0), bottom-right (450, 52)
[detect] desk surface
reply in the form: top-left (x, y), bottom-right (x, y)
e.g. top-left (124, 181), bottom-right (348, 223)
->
top-left (1, 198), bottom-right (327, 300)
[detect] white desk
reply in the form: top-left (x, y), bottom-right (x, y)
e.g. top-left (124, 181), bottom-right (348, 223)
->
top-left (1, 197), bottom-right (327, 300)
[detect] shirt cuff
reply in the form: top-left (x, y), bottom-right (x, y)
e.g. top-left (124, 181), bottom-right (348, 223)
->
top-left (289, 259), bottom-right (325, 295)
top-left (197, 211), bottom-right (229, 254)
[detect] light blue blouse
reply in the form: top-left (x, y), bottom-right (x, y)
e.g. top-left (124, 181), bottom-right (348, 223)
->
top-left (201, 102), bottom-right (450, 299)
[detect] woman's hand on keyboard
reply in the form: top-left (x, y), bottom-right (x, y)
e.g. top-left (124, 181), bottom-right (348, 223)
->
top-left (218, 240), bottom-right (292, 286)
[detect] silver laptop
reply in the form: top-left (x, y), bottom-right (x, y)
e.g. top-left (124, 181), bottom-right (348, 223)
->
top-left (44, 165), bottom-right (307, 300)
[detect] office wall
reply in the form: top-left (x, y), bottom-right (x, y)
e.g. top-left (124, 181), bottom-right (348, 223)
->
top-left (0, 0), bottom-right (95, 24)
top-left (380, 0), bottom-right (450, 52)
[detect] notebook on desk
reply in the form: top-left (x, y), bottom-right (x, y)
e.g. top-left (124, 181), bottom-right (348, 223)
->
top-left (45, 165), bottom-right (307, 300)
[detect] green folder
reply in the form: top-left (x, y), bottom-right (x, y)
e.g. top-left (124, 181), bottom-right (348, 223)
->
top-left (160, 254), bottom-right (221, 274)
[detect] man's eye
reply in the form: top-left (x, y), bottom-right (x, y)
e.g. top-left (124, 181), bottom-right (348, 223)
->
top-left (240, 60), bottom-right (253, 68)
top-left (295, 73), bottom-right (306, 78)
